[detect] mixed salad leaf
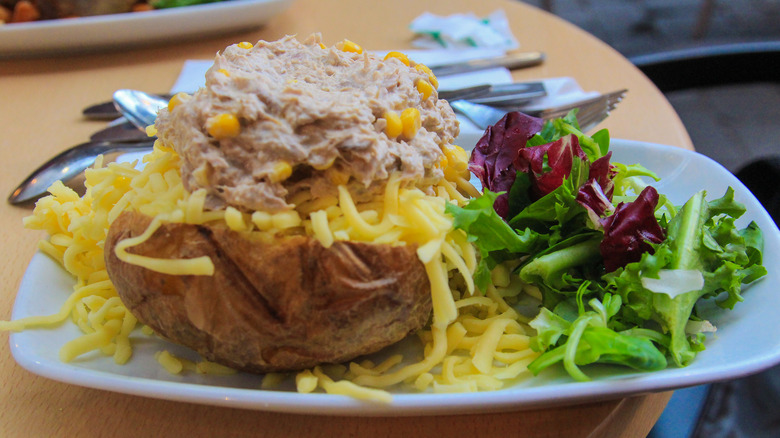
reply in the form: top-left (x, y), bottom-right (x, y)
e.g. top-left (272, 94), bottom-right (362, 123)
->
top-left (447, 110), bottom-right (767, 381)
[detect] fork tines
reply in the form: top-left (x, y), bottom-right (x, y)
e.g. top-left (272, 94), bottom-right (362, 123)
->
top-left (452, 88), bottom-right (628, 131)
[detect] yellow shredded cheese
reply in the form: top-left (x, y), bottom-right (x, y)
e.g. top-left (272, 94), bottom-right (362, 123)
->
top-left (156, 350), bottom-right (185, 374)
top-left (113, 216), bottom-right (215, 276)
top-left (3, 135), bottom-right (540, 402)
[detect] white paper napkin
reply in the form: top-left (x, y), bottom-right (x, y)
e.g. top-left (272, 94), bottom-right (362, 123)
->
top-left (169, 51), bottom-right (597, 137)
top-left (409, 10), bottom-right (520, 51)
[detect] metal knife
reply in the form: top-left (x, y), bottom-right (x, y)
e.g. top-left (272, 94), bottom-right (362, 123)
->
top-left (428, 51), bottom-right (545, 76)
top-left (85, 82), bottom-right (547, 128)
top-left (87, 81), bottom-right (547, 141)
top-left (462, 82), bottom-right (547, 105)
top-left (83, 51), bottom-right (545, 120)
top-left (90, 121), bottom-right (153, 142)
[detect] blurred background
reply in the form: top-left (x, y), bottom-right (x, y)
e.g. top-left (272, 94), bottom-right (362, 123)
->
top-left (519, 2), bottom-right (780, 437)
top-left (521, 0), bottom-right (780, 174)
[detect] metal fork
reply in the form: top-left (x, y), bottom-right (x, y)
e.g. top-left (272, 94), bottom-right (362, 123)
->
top-left (451, 89), bottom-right (628, 131)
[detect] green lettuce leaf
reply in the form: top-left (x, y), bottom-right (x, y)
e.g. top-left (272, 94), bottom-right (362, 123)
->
top-left (445, 191), bottom-right (546, 291)
top-left (528, 294), bottom-right (667, 380)
top-left (605, 188), bottom-right (766, 366)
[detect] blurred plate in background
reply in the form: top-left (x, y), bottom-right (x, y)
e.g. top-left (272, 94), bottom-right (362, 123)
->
top-left (0, 0), bottom-right (292, 58)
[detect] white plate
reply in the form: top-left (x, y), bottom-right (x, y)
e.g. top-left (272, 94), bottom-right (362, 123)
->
top-left (0, 0), bottom-right (292, 58)
top-left (9, 139), bottom-right (780, 416)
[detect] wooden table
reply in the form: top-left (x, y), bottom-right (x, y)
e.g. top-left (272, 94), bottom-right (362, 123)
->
top-left (0, 1), bottom-right (692, 436)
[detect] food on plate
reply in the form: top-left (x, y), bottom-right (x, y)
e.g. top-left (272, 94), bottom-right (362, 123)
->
top-left (156, 36), bottom-right (456, 214)
top-left (0, 0), bottom-right (223, 24)
top-left (452, 111), bottom-right (767, 380)
top-left (1, 34), bottom-right (768, 401)
top-left (105, 211), bottom-right (432, 372)
top-left (102, 34), bottom-right (463, 373)
top-left (5, 34), bottom-right (539, 401)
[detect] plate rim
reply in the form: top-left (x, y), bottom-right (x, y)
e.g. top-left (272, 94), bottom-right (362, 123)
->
top-left (9, 138), bottom-right (780, 416)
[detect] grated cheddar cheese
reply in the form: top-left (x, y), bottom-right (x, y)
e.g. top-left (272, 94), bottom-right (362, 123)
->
top-left (1, 138), bottom-right (540, 402)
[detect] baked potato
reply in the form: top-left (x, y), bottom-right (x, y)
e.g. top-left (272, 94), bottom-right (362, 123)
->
top-left (105, 210), bottom-right (432, 373)
top-left (98, 34), bottom-right (466, 375)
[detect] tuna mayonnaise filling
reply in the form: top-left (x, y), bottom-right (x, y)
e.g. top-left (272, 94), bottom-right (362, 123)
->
top-left (154, 34), bottom-right (460, 212)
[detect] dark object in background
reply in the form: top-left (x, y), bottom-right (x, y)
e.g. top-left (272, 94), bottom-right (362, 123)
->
top-left (630, 41), bottom-right (780, 92)
top-left (685, 66), bottom-right (780, 438)
top-left (632, 42), bottom-right (780, 224)
top-left (688, 157), bottom-right (780, 438)
top-left (735, 157), bottom-right (780, 225)
top-left (635, 41), bottom-right (780, 438)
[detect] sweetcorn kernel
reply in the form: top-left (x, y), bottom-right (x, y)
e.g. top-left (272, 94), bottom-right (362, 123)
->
top-left (217, 68), bottom-right (230, 77)
top-left (384, 111), bottom-right (403, 139)
top-left (338, 39), bottom-right (363, 54)
top-left (167, 92), bottom-right (189, 112)
top-left (435, 155), bottom-right (449, 169)
top-left (384, 51), bottom-right (410, 66)
top-left (415, 64), bottom-right (439, 88)
top-left (416, 79), bottom-right (434, 99)
top-left (442, 144), bottom-right (469, 172)
top-left (401, 107), bottom-right (421, 140)
top-left (444, 165), bottom-right (465, 181)
top-left (205, 114), bottom-right (241, 139)
top-left (269, 161), bottom-right (293, 183)
top-left (237, 41), bottom-right (254, 49)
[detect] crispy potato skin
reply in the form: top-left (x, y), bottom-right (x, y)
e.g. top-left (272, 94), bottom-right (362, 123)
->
top-left (105, 211), bottom-right (432, 373)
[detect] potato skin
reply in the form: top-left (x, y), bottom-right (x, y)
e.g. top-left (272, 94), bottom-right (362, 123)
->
top-left (105, 211), bottom-right (432, 373)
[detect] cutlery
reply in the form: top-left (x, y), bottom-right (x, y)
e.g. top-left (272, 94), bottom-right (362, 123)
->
top-left (462, 82), bottom-right (547, 106)
top-left (89, 90), bottom-right (168, 141)
top-left (90, 120), bottom-right (152, 142)
top-left (8, 141), bottom-right (156, 206)
top-left (436, 84), bottom-right (492, 102)
top-left (429, 51), bottom-right (545, 76)
top-left (451, 89), bottom-right (628, 130)
top-left (83, 51), bottom-right (546, 120)
top-left (112, 89), bottom-right (167, 129)
top-left (14, 88), bottom-right (616, 206)
top-left (83, 95), bottom-right (173, 120)
top-left (8, 90), bottom-right (164, 206)
top-left (85, 81), bottom-right (548, 122)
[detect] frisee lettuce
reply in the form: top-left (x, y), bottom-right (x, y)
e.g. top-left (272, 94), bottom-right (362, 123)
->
top-left (447, 110), bottom-right (766, 381)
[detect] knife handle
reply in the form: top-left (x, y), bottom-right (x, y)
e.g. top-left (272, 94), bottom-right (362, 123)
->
top-left (430, 51), bottom-right (545, 77)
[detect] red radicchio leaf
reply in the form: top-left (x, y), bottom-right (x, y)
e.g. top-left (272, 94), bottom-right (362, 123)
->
top-left (577, 178), bottom-right (615, 220)
top-left (576, 152), bottom-right (618, 223)
top-left (468, 112), bottom-right (544, 218)
top-left (589, 152), bottom-right (616, 199)
top-left (514, 134), bottom-right (588, 199)
top-left (599, 186), bottom-right (666, 272)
